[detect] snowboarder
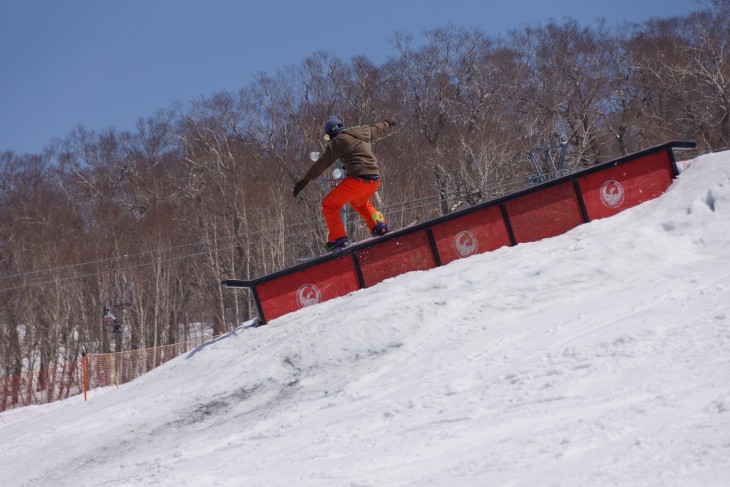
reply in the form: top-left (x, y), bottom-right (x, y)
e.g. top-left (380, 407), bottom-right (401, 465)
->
top-left (293, 116), bottom-right (395, 251)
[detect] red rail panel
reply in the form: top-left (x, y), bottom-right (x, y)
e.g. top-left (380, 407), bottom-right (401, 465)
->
top-left (222, 142), bottom-right (694, 324)
top-left (577, 151), bottom-right (674, 221)
top-left (505, 181), bottom-right (584, 244)
top-left (255, 256), bottom-right (361, 321)
top-left (430, 206), bottom-right (512, 264)
top-left (356, 230), bottom-right (437, 287)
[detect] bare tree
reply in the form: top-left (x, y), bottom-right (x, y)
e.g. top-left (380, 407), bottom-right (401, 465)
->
top-left (631, 1), bottom-right (730, 151)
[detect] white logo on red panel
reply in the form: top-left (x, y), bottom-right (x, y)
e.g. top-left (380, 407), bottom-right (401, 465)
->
top-left (453, 231), bottom-right (478, 258)
top-left (296, 284), bottom-right (322, 308)
top-left (600, 180), bottom-right (625, 208)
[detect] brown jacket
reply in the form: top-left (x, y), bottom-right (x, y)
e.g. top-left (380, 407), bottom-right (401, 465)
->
top-left (302, 120), bottom-right (393, 183)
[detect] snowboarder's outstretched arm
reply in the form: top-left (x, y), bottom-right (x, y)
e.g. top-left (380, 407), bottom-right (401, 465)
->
top-left (369, 119), bottom-right (396, 141)
top-left (293, 143), bottom-right (339, 196)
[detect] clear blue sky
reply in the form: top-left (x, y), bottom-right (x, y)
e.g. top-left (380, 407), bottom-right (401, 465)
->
top-left (0, 0), bottom-right (700, 155)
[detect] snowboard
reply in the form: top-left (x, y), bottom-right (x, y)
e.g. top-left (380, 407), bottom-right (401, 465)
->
top-left (319, 221), bottom-right (418, 258)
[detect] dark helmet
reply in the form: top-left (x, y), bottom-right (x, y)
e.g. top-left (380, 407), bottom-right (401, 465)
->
top-left (323, 116), bottom-right (345, 139)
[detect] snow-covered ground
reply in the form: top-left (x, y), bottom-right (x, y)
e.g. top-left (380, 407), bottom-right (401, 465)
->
top-left (2, 151), bottom-right (729, 487)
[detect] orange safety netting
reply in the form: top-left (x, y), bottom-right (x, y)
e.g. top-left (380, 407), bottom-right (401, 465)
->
top-left (1, 335), bottom-right (216, 412)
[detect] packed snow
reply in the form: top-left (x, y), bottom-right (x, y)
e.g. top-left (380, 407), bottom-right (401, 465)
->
top-left (2, 151), bottom-right (729, 486)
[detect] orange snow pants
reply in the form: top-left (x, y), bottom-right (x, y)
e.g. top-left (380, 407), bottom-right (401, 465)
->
top-left (322, 177), bottom-right (385, 241)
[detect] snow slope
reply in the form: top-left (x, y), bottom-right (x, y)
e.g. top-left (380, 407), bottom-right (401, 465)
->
top-left (2, 151), bottom-right (729, 487)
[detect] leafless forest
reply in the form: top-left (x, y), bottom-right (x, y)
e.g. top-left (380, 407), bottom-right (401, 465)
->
top-left (2, 2), bottom-right (729, 401)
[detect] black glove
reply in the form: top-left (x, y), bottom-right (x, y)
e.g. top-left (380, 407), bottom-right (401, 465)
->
top-left (293, 179), bottom-right (308, 197)
top-left (384, 118), bottom-right (396, 127)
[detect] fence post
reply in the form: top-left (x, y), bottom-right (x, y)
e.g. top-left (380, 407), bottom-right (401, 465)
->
top-left (82, 352), bottom-right (87, 401)
top-left (111, 353), bottom-right (118, 388)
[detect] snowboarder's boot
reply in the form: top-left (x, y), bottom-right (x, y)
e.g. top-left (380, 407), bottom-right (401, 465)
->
top-left (324, 236), bottom-right (350, 252)
top-left (372, 222), bottom-right (389, 236)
